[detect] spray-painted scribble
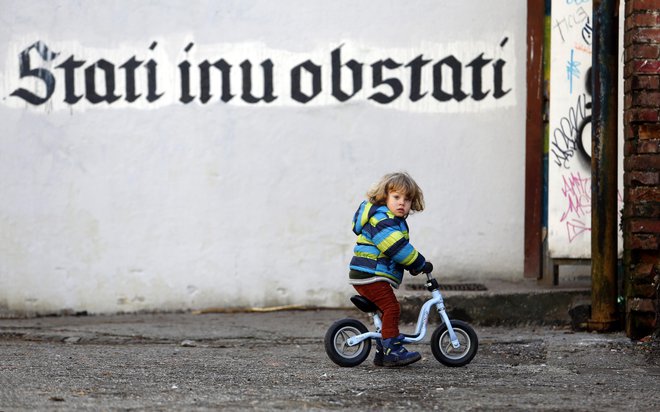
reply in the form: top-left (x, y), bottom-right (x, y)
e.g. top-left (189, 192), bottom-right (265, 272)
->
top-left (560, 171), bottom-right (592, 242)
top-left (560, 172), bottom-right (591, 221)
top-left (550, 92), bottom-right (590, 168)
top-left (552, 6), bottom-right (589, 43)
top-left (566, 49), bottom-right (581, 94)
top-left (558, 170), bottom-right (624, 242)
top-left (565, 219), bottom-right (591, 242)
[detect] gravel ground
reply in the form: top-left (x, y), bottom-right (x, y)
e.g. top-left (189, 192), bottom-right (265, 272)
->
top-left (0, 310), bottom-right (658, 411)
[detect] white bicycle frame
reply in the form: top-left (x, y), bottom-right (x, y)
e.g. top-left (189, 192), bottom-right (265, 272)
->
top-left (346, 285), bottom-right (461, 349)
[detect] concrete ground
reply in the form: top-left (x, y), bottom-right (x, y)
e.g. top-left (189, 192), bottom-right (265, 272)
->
top-left (1, 309), bottom-right (658, 411)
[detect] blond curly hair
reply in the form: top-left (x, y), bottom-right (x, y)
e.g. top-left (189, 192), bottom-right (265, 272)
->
top-left (366, 172), bottom-right (425, 212)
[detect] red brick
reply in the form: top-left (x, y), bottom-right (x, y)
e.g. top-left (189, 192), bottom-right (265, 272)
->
top-left (626, 170), bottom-right (660, 185)
top-left (625, 141), bottom-right (635, 156)
top-left (632, 12), bottom-right (660, 27)
top-left (632, 90), bottom-right (660, 106)
top-left (628, 44), bottom-right (660, 60)
top-left (629, 233), bottom-right (659, 249)
top-left (633, 59), bottom-right (660, 74)
top-left (632, 0), bottom-right (660, 12)
top-left (633, 28), bottom-right (660, 44)
top-left (630, 218), bottom-right (660, 233)
top-left (634, 262), bottom-right (656, 277)
top-left (629, 282), bottom-right (657, 298)
top-left (625, 154), bottom-right (660, 170)
top-left (637, 251), bottom-right (660, 264)
top-left (638, 140), bottom-right (660, 153)
top-left (631, 201), bottom-right (660, 217)
top-left (622, 203), bottom-right (635, 218)
top-left (625, 29), bottom-right (633, 48)
top-left (639, 124), bottom-right (660, 139)
top-left (626, 108), bottom-right (660, 123)
top-left (630, 75), bottom-right (660, 90)
top-left (626, 298), bottom-right (656, 313)
top-left (629, 187), bottom-right (660, 201)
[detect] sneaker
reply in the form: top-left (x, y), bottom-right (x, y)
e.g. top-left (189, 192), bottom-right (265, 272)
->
top-left (382, 335), bottom-right (421, 367)
top-left (373, 338), bottom-right (384, 366)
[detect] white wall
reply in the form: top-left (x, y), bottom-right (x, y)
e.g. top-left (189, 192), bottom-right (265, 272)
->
top-left (0, 0), bottom-right (527, 314)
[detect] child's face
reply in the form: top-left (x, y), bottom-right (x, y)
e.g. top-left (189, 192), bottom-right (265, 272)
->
top-left (386, 190), bottom-right (412, 218)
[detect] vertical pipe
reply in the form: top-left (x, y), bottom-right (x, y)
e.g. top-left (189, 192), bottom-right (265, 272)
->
top-left (588, 0), bottom-right (619, 332)
top-left (524, 0), bottom-right (545, 279)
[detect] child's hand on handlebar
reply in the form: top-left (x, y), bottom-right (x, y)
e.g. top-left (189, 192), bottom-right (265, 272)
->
top-left (410, 262), bottom-right (433, 276)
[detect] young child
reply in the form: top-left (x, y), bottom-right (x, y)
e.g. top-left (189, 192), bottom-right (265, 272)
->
top-left (349, 172), bottom-right (433, 367)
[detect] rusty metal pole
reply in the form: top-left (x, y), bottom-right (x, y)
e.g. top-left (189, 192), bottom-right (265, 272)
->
top-left (588, 0), bottom-right (619, 332)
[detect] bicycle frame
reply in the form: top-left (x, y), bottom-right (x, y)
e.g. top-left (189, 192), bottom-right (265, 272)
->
top-left (345, 280), bottom-right (461, 349)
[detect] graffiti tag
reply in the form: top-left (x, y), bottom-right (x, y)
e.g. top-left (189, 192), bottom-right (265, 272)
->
top-left (560, 172), bottom-right (592, 242)
top-left (551, 93), bottom-right (590, 168)
top-left (553, 6), bottom-right (590, 44)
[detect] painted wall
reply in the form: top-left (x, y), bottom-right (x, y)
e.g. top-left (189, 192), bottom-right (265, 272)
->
top-left (0, 0), bottom-right (527, 314)
top-left (547, 0), bottom-right (624, 259)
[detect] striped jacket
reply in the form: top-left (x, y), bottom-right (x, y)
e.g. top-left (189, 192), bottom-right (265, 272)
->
top-left (349, 201), bottom-right (426, 288)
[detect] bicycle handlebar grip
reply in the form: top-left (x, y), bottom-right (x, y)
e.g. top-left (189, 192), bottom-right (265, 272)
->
top-left (422, 262), bottom-right (433, 274)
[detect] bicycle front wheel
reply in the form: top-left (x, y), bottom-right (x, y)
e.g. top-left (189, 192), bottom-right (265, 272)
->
top-left (430, 320), bottom-right (478, 367)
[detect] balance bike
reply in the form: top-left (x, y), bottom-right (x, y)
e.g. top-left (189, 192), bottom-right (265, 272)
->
top-left (325, 271), bottom-right (478, 367)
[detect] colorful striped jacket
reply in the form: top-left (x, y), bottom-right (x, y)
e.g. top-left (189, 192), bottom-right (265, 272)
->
top-left (349, 201), bottom-right (426, 287)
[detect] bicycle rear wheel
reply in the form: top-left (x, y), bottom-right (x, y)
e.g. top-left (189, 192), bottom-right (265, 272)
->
top-left (324, 318), bottom-right (371, 367)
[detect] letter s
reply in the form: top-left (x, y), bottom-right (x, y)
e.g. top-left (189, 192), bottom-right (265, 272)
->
top-left (10, 41), bottom-right (59, 105)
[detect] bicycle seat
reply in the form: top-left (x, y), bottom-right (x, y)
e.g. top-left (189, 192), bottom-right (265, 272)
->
top-left (350, 295), bottom-right (379, 313)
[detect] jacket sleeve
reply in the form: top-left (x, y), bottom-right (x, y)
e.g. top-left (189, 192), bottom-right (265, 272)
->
top-left (371, 217), bottom-right (426, 271)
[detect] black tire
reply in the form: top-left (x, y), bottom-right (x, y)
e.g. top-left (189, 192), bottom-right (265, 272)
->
top-left (430, 320), bottom-right (478, 367)
top-left (324, 318), bottom-right (371, 367)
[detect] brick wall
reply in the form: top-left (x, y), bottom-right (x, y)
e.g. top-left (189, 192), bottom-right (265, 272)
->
top-left (623, 0), bottom-right (660, 339)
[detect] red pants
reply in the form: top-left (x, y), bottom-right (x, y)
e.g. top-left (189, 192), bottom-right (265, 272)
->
top-left (353, 282), bottom-right (400, 339)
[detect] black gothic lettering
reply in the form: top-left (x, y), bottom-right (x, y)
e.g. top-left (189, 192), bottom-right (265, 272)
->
top-left (493, 38), bottom-right (511, 99)
top-left (466, 53), bottom-right (492, 101)
top-left (240, 60), bottom-right (277, 104)
top-left (119, 57), bottom-right (143, 102)
top-left (331, 46), bottom-right (362, 102)
top-left (405, 55), bottom-right (431, 102)
top-left (56, 56), bottom-right (85, 104)
top-left (178, 61), bottom-right (194, 103)
top-left (492, 59), bottom-right (510, 99)
top-left (10, 41), bottom-right (59, 105)
top-left (145, 58), bottom-right (163, 102)
top-left (291, 60), bottom-right (322, 103)
top-left (84, 59), bottom-right (121, 104)
top-left (432, 56), bottom-right (468, 102)
top-left (179, 43), bottom-right (195, 103)
top-left (200, 59), bottom-right (233, 103)
top-left (9, 40), bottom-right (512, 108)
top-left (369, 59), bottom-right (403, 104)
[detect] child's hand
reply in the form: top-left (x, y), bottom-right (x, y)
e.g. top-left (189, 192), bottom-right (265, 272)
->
top-left (410, 262), bottom-right (433, 276)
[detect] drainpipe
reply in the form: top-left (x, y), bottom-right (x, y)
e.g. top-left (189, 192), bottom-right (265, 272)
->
top-left (588, 0), bottom-right (619, 332)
